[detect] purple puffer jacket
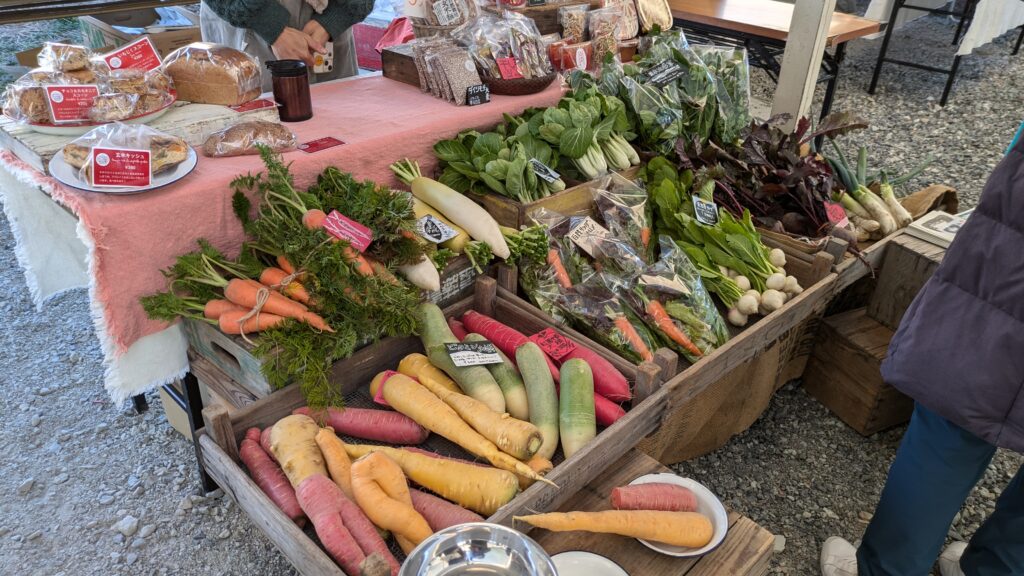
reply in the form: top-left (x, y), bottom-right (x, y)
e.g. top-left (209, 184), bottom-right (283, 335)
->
top-left (881, 140), bottom-right (1024, 454)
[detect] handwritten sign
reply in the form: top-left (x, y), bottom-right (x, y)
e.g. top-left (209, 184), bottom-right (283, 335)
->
top-left (567, 216), bottom-right (613, 257)
top-left (103, 37), bottom-right (161, 72)
top-left (90, 147), bottom-right (151, 188)
top-left (323, 210), bottom-right (373, 252)
top-left (529, 328), bottom-right (577, 361)
top-left (45, 85), bottom-right (99, 123)
top-left (445, 342), bottom-right (503, 367)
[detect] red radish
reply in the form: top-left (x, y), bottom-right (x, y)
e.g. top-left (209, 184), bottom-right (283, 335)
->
top-left (296, 474), bottom-right (366, 575)
top-left (260, 427), bottom-right (276, 462)
top-left (293, 406), bottom-right (429, 445)
top-left (239, 429), bottom-right (305, 526)
top-left (410, 488), bottom-right (483, 530)
top-left (462, 310), bottom-right (559, 382)
top-left (203, 299), bottom-right (245, 320)
top-left (594, 394), bottom-right (626, 427)
top-left (611, 483), bottom-right (698, 512)
top-left (560, 345), bottom-right (631, 402)
top-left (448, 318), bottom-right (468, 341)
top-left (218, 310), bottom-right (288, 334)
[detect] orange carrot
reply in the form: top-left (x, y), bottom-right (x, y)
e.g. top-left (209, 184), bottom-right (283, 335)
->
top-left (640, 227), bottom-right (651, 249)
top-left (218, 310), bottom-right (287, 334)
top-left (346, 247), bottom-right (375, 277)
top-left (260, 267), bottom-right (311, 305)
top-left (366, 257), bottom-right (399, 285)
top-left (646, 300), bottom-right (702, 358)
top-left (302, 208), bottom-right (328, 230)
top-left (225, 279), bottom-right (333, 332)
top-left (277, 255), bottom-right (296, 275)
top-left (547, 249), bottom-right (572, 289)
top-left (612, 315), bottom-right (653, 362)
top-left (203, 299), bottom-right (245, 320)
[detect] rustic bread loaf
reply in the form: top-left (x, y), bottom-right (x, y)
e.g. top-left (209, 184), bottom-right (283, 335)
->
top-left (162, 43), bottom-right (261, 106)
top-left (202, 120), bottom-right (296, 157)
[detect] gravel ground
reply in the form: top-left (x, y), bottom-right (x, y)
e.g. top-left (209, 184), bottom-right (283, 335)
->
top-left (1, 9), bottom-right (1023, 576)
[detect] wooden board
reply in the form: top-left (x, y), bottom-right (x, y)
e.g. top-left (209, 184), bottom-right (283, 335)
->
top-left (866, 234), bottom-right (944, 331)
top-left (381, 43), bottom-right (419, 89)
top-left (668, 0), bottom-right (880, 46)
top-left (531, 449), bottom-right (774, 575)
top-left (0, 100), bottom-right (281, 174)
top-left (803, 308), bottom-right (912, 436)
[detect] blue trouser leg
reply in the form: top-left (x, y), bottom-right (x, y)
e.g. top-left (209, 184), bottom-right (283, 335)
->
top-left (960, 463), bottom-right (1024, 575)
top-left (857, 403), bottom-right (997, 576)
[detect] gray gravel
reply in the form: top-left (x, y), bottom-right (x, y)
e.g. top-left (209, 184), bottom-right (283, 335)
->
top-left (1, 9), bottom-right (1023, 576)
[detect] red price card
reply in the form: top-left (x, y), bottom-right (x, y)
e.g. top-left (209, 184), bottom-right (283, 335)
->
top-left (496, 57), bottom-right (524, 80)
top-left (230, 99), bottom-right (276, 113)
top-left (529, 328), bottom-right (577, 361)
top-left (824, 201), bottom-right (850, 227)
top-left (323, 210), bottom-right (373, 252)
top-left (45, 85), bottom-right (99, 123)
top-left (90, 147), bottom-right (151, 188)
top-left (299, 136), bottom-right (345, 153)
top-left (103, 37), bottom-right (161, 72)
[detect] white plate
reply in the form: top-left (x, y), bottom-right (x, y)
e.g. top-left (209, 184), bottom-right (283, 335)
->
top-left (627, 473), bottom-right (729, 558)
top-left (16, 93), bottom-right (177, 137)
top-left (47, 147), bottom-right (198, 194)
top-left (551, 551), bottom-right (628, 576)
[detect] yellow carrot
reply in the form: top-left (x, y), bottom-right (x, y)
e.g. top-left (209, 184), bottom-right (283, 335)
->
top-left (517, 455), bottom-right (554, 491)
top-left (350, 452), bottom-right (432, 555)
top-left (314, 428), bottom-right (354, 499)
top-left (515, 510), bottom-right (714, 548)
top-left (397, 353), bottom-right (461, 393)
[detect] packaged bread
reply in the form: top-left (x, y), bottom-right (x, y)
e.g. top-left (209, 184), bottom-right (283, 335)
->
top-left (2, 84), bottom-right (50, 124)
top-left (107, 69), bottom-right (149, 94)
top-left (202, 120), bottom-right (297, 157)
top-left (62, 123), bottom-right (190, 182)
top-left (88, 93), bottom-right (139, 123)
top-left (162, 43), bottom-right (261, 106)
top-left (38, 42), bottom-right (91, 72)
top-left (144, 69), bottom-right (174, 93)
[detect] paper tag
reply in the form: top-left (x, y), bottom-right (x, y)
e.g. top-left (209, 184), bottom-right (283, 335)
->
top-left (90, 147), bottom-right (151, 188)
top-left (496, 57), bottom-right (524, 80)
top-left (692, 197), bottom-right (719, 226)
top-left (45, 85), bottom-right (99, 123)
top-left (824, 201), bottom-right (850, 227)
top-left (416, 214), bottom-right (459, 244)
top-left (425, 265), bottom-right (478, 305)
top-left (529, 158), bottom-right (560, 183)
top-left (103, 37), bottom-right (162, 72)
top-left (230, 98), bottom-right (276, 113)
top-left (567, 216), bottom-right (613, 257)
top-left (432, 0), bottom-right (461, 25)
top-left (299, 137), bottom-right (345, 153)
top-left (575, 47), bottom-right (588, 71)
top-left (323, 210), bottom-right (374, 252)
top-left (466, 84), bottom-right (490, 106)
top-left (445, 341), bottom-right (503, 367)
top-left (528, 328), bottom-right (577, 361)
top-left (642, 60), bottom-right (686, 87)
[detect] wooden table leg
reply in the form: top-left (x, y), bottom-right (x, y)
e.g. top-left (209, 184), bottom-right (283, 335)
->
top-left (131, 394), bottom-right (149, 413)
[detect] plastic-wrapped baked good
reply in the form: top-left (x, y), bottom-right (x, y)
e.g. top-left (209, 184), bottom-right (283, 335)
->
top-left (603, 0), bottom-right (640, 40)
top-left (588, 7), bottom-right (621, 61)
top-left (559, 5), bottom-right (590, 44)
top-left (108, 69), bottom-right (149, 94)
top-left (133, 91), bottom-right (173, 116)
top-left (162, 43), bottom-right (261, 106)
top-left (88, 93), bottom-right (138, 122)
top-left (2, 85), bottom-right (50, 123)
top-left (201, 120), bottom-right (297, 157)
top-left (62, 122), bottom-right (190, 181)
top-left (38, 42), bottom-right (91, 72)
top-left (635, 0), bottom-right (672, 32)
top-left (145, 69), bottom-right (173, 93)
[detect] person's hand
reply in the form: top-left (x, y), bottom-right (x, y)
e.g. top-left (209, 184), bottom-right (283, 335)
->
top-left (303, 20), bottom-right (331, 48)
top-left (272, 27), bottom-right (323, 66)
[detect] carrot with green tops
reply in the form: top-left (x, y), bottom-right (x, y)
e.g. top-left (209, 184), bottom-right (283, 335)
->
top-left (224, 278), bottom-right (333, 332)
top-left (610, 311), bottom-right (653, 362)
top-left (366, 256), bottom-right (400, 285)
top-left (646, 300), bottom-right (703, 358)
top-left (218, 310), bottom-right (288, 334)
top-left (277, 255), bottom-right (296, 275)
top-left (203, 299), bottom-right (246, 319)
top-left (260, 267), bottom-right (311, 305)
top-left (302, 207), bottom-right (375, 277)
top-left (548, 249), bottom-right (573, 289)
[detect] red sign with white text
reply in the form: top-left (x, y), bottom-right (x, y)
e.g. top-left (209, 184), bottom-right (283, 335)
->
top-left (90, 148), bottom-right (151, 188)
top-left (230, 99), bottom-right (276, 113)
top-left (103, 37), bottom-right (161, 72)
top-left (45, 85), bottom-right (99, 123)
top-left (323, 210), bottom-right (373, 252)
top-left (496, 57), bottom-right (523, 80)
top-left (529, 328), bottom-right (577, 361)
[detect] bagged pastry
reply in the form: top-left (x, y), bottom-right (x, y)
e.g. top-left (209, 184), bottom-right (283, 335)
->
top-left (2, 84), bottom-right (49, 124)
top-left (162, 43), bottom-right (261, 106)
top-left (62, 122), bottom-right (190, 183)
top-left (38, 42), bottom-right (91, 72)
top-left (202, 120), bottom-right (297, 157)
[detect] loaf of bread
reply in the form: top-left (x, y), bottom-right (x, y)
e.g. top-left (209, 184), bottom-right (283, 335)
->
top-left (202, 120), bottom-right (296, 157)
top-left (38, 42), bottom-right (91, 72)
top-left (162, 43), bottom-right (261, 106)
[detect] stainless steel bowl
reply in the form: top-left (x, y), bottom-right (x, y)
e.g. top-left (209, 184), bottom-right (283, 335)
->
top-left (400, 522), bottom-right (558, 576)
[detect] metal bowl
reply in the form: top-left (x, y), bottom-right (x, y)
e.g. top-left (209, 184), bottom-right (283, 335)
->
top-left (400, 523), bottom-right (557, 576)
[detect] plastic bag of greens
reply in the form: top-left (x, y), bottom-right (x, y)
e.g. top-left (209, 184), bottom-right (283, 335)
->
top-left (691, 44), bottom-right (751, 145)
top-left (621, 75), bottom-right (682, 155)
top-left (530, 208), bottom-right (597, 289)
top-left (595, 172), bottom-right (654, 261)
top-left (555, 273), bottom-right (661, 363)
top-left (630, 236), bottom-right (730, 362)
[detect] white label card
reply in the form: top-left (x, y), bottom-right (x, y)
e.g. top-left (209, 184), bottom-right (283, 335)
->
top-left (432, 0), bottom-right (461, 25)
top-left (567, 216), bottom-right (613, 257)
top-left (445, 342), bottom-right (503, 367)
top-left (416, 214), bottom-right (459, 244)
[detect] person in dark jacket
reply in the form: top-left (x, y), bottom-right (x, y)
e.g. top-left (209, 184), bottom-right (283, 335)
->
top-left (820, 135), bottom-right (1024, 576)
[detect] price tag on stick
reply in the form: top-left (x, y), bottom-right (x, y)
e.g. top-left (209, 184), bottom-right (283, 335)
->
top-left (416, 214), bottom-right (458, 244)
top-left (529, 158), bottom-right (560, 183)
top-left (445, 341), bottom-right (503, 367)
top-left (529, 328), bottom-right (577, 361)
top-left (692, 197), bottom-right (720, 226)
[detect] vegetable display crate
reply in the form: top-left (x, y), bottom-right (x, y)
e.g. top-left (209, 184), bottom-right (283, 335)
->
top-left (195, 276), bottom-right (674, 576)
top-left (803, 308), bottom-right (912, 436)
top-left (182, 256), bottom-right (486, 406)
top-left (866, 234), bottom-right (944, 331)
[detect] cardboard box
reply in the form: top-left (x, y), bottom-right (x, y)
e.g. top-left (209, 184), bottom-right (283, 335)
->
top-left (79, 7), bottom-right (200, 58)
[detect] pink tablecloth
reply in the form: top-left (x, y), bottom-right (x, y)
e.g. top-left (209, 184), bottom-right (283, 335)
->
top-left (1, 75), bottom-right (562, 397)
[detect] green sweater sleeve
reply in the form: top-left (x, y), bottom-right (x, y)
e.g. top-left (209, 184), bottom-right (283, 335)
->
top-left (203, 0), bottom-right (292, 45)
top-left (311, 0), bottom-right (373, 42)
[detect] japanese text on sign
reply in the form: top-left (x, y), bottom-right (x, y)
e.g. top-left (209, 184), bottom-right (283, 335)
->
top-left (323, 210), bottom-right (373, 252)
top-left (528, 328), bottom-right (577, 361)
top-left (692, 197), bottom-right (719, 226)
top-left (416, 214), bottom-right (459, 244)
top-left (103, 37), bottom-right (161, 72)
top-left (529, 159), bottom-right (560, 183)
top-left (567, 216), bottom-right (613, 257)
top-left (45, 85), bottom-right (99, 123)
top-left (445, 342), bottom-right (503, 367)
top-left (90, 147), bottom-right (151, 188)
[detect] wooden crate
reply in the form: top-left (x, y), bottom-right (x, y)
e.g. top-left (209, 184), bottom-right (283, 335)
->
top-left (183, 256), bottom-right (484, 402)
top-left (196, 277), bottom-right (672, 576)
top-left (866, 234), bottom-right (944, 330)
top-left (535, 449), bottom-right (774, 575)
top-left (482, 0), bottom-right (604, 35)
top-left (803, 308), bottom-right (912, 436)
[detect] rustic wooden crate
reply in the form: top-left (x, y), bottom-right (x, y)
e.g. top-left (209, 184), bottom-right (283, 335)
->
top-left (196, 276), bottom-right (671, 576)
top-left (534, 449), bottom-right (774, 575)
top-left (183, 256), bottom-right (485, 402)
top-left (803, 307), bottom-right (912, 436)
top-left (482, 0), bottom-right (604, 35)
top-left (866, 234), bottom-right (944, 331)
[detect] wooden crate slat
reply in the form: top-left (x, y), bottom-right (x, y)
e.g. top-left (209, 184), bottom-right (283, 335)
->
top-left (866, 234), bottom-right (944, 330)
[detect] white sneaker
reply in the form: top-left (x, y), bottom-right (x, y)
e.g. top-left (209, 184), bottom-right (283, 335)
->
top-left (821, 536), bottom-right (859, 576)
top-left (939, 541), bottom-right (968, 576)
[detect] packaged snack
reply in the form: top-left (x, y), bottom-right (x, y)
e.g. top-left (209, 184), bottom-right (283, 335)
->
top-left (107, 69), bottom-right (149, 95)
top-left (604, 0), bottom-right (640, 40)
top-left (162, 43), bottom-right (261, 106)
top-left (635, 0), bottom-right (672, 32)
top-left (453, 13), bottom-right (552, 80)
top-left (62, 122), bottom-right (189, 182)
top-left (202, 120), bottom-right (297, 157)
top-left (87, 93), bottom-right (140, 123)
top-left (558, 41), bottom-right (594, 72)
top-left (588, 7), bottom-right (622, 62)
top-left (2, 84), bottom-right (49, 124)
top-left (144, 69), bottom-right (174, 93)
top-left (558, 4), bottom-right (590, 44)
top-left (38, 42), bottom-right (91, 72)
top-left (423, 0), bottom-right (475, 27)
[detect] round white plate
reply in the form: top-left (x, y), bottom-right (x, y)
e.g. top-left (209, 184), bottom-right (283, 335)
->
top-left (47, 147), bottom-right (198, 195)
top-left (17, 92), bottom-right (177, 137)
top-left (551, 551), bottom-right (628, 576)
top-left (627, 473), bottom-right (729, 557)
